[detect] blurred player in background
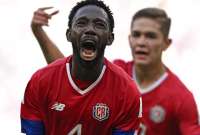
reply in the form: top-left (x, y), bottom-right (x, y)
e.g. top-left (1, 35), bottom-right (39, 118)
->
top-left (114, 8), bottom-right (200, 135)
top-left (30, 2), bottom-right (200, 135)
top-left (20, 0), bottom-right (142, 135)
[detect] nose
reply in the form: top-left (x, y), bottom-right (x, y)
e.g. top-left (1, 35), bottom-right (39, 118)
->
top-left (136, 36), bottom-right (147, 46)
top-left (84, 24), bottom-right (96, 36)
top-left (85, 30), bottom-right (96, 35)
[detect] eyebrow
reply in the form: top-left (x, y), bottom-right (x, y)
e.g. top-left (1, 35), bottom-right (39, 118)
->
top-left (75, 17), bottom-right (108, 26)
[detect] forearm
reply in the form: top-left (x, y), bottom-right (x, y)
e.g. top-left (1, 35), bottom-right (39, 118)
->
top-left (31, 26), bottom-right (64, 64)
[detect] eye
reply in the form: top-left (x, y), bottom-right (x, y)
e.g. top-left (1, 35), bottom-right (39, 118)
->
top-left (95, 22), bottom-right (106, 29)
top-left (94, 19), bottom-right (107, 30)
top-left (131, 31), bottom-right (140, 38)
top-left (75, 20), bottom-right (87, 27)
top-left (146, 32), bottom-right (157, 39)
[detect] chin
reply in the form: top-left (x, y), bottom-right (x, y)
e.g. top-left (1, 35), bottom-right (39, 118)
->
top-left (135, 60), bottom-right (150, 66)
top-left (80, 58), bottom-right (98, 68)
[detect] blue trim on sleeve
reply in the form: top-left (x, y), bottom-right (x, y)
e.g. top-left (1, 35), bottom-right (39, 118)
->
top-left (112, 129), bottom-right (135, 135)
top-left (21, 118), bottom-right (44, 135)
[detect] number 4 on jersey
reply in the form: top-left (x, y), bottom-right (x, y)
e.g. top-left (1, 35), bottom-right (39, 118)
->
top-left (68, 124), bottom-right (82, 135)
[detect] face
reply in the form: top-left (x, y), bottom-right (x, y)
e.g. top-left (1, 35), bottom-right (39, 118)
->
top-left (129, 17), bottom-right (170, 67)
top-left (67, 5), bottom-right (113, 64)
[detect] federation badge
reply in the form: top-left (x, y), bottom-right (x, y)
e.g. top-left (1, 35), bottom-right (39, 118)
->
top-left (93, 103), bottom-right (109, 121)
top-left (150, 105), bottom-right (166, 123)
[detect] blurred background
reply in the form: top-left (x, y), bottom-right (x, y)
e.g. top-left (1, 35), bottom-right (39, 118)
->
top-left (0, 0), bottom-right (200, 134)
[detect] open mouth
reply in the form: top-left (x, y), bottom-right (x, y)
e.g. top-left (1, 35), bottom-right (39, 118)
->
top-left (134, 50), bottom-right (149, 60)
top-left (135, 50), bottom-right (148, 55)
top-left (80, 40), bottom-right (97, 61)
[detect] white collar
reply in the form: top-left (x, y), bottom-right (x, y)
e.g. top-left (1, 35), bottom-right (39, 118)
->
top-left (66, 63), bottom-right (106, 95)
top-left (133, 67), bottom-right (168, 94)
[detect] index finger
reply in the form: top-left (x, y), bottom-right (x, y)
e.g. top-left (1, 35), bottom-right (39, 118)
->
top-left (39, 7), bottom-right (53, 11)
top-left (50, 10), bottom-right (59, 16)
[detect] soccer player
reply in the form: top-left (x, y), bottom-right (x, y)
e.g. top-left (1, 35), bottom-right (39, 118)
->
top-left (30, 5), bottom-right (200, 135)
top-left (20, 0), bottom-right (142, 135)
top-left (114, 8), bottom-right (200, 135)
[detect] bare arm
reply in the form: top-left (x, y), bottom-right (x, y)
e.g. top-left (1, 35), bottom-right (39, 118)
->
top-left (31, 7), bottom-right (64, 64)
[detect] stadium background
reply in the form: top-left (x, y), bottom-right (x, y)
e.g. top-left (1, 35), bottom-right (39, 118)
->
top-left (0, 0), bottom-right (200, 134)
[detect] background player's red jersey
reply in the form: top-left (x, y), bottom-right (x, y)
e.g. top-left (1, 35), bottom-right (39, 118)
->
top-left (21, 56), bottom-right (142, 135)
top-left (114, 59), bottom-right (200, 135)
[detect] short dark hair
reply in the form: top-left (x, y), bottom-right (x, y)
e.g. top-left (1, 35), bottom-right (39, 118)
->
top-left (131, 7), bottom-right (171, 38)
top-left (68, 0), bottom-right (114, 32)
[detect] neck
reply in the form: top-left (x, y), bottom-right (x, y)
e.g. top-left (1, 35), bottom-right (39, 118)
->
top-left (134, 62), bottom-right (166, 89)
top-left (71, 56), bottom-right (104, 81)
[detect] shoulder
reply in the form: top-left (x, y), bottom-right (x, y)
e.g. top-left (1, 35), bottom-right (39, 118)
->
top-left (113, 59), bottom-right (133, 68)
top-left (24, 57), bottom-right (70, 101)
top-left (166, 68), bottom-right (193, 97)
top-left (166, 68), bottom-right (197, 110)
top-left (113, 59), bottom-right (134, 76)
top-left (30, 57), bottom-right (69, 83)
top-left (113, 59), bottom-right (126, 65)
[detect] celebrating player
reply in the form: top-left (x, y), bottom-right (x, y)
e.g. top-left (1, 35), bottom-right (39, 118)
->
top-left (20, 0), bottom-right (142, 135)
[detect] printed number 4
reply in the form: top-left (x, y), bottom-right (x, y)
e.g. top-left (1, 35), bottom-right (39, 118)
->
top-left (68, 124), bottom-right (82, 135)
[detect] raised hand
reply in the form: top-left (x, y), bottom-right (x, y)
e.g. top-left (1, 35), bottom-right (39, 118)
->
top-left (31, 7), bottom-right (59, 29)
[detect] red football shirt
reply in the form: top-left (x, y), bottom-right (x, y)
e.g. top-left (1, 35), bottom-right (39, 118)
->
top-left (21, 56), bottom-right (142, 135)
top-left (114, 59), bottom-right (200, 135)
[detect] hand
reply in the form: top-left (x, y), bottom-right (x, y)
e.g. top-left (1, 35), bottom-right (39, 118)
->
top-left (31, 7), bottom-right (59, 30)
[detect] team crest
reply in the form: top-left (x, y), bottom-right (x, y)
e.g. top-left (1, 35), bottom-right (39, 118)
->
top-left (93, 103), bottom-right (109, 121)
top-left (150, 105), bottom-right (166, 123)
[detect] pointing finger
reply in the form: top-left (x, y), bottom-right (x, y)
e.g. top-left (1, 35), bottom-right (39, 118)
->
top-left (50, 10), bottom-right (59, 16)
top-left (39, 7), bottom-right (53, 11)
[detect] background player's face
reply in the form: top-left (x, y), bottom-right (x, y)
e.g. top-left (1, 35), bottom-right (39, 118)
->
top-left (129, 17), bottom-right (169, 67)
top-left (68, 5), bottom-right (113, 64)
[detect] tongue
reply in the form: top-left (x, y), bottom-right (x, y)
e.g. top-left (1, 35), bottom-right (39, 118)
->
top-left (82, 48), bottom-right (96, 58)
top-left (83, 48), bottom-right (93, 55)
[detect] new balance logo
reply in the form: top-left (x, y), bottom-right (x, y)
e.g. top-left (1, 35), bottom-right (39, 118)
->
top-left (51, 102), bottom-right (65, 111)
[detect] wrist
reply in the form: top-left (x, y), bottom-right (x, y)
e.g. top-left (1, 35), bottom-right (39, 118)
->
top-left (31, 24), bottom-right (43, 33)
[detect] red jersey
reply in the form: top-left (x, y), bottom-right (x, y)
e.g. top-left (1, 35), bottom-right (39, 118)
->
top-left (114, 59), bottom-right (200, 135)
top-left (21, 56), bottom-right (142, 135)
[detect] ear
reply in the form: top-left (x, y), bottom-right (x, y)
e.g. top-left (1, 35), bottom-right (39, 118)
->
top-left (163, 38), bottom-right (172, 51)
top-left (66, 29), bottom-right (71, 42)
top-left (128, 34), bottom-right (132, 47)
top-left (107, 33), bottom-right (114, 46)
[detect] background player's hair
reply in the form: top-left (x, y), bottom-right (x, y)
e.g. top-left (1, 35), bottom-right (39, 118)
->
top-left (68, 0), bottom-right (114, 32)
top-left (131, 7), bottom-right (171, 38)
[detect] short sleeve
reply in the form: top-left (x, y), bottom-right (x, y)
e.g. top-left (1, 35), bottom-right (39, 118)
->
top-left (20, 72), bottom-right (45, 135)
top-left (177, 93), bottom-right (200, 135)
